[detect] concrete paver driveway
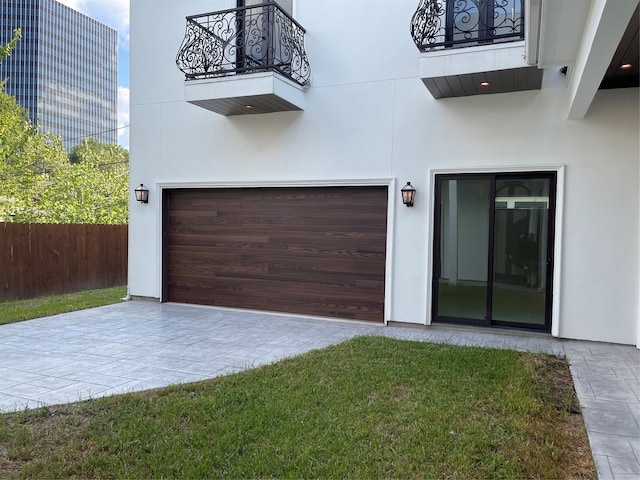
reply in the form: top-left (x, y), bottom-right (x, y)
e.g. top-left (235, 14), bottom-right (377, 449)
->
top-left (0, 301), bottom-right (638, 479)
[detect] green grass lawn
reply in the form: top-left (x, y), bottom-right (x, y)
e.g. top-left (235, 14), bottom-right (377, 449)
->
top-left (0, 336), bottom-right (595, 479)
top-left (0, 286), bottom-right (127, 326)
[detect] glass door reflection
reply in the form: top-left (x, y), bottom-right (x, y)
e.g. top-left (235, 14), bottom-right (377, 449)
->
top-left (435, 177), bottom-right (491, 322)
top-left (491, 178), bottom-right (551, 327)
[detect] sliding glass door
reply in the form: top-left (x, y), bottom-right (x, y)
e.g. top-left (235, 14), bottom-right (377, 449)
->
top-left (432, 173), bottom-right (556, 331)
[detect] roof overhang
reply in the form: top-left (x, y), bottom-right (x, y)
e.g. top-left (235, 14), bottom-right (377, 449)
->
top-left (531, 0), bottom-right (639, 118)
top-left (534, 0), bottom-right (592, 68)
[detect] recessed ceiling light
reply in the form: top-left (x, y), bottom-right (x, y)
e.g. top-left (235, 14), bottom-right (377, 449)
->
top-left (244, 104), bottom-right (253, 109)
top-left (480, 81), bottom-right (491, 87)
top-left (620, 63), bottom-right (633, 70)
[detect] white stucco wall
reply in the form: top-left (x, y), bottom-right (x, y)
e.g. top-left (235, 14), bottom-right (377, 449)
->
top-left (130, 0), bottom-right (639, 345)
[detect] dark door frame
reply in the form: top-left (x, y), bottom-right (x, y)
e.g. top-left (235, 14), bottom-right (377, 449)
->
top-left (161, 188), bottom-right (170, 302)
top-left (431, 171), bottom-right (557, 332)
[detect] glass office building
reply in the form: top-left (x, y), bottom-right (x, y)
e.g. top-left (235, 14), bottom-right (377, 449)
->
top-left (0, 0), bottom-right (117, 150)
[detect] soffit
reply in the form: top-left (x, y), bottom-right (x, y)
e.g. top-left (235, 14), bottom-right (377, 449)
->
top-left (183, 72), bottom-right (306, 116)
top-left (422, 66), bottom-right (543, 99)
top-left (537, 0), bottom-right (592, 68)
top-left (188, 95), bottom-right (302, 116)
top-left (537, 0), bottom-right (638, 90)
top-left (600, 4), bottom-right (639, 89)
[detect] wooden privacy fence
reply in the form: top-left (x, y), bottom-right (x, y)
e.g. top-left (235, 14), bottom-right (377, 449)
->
top-left (0, 223), bottom-right (128, 301)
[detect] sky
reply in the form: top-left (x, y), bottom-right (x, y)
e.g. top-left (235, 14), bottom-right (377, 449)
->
top-left (57, 0), bottom-right (130, 149)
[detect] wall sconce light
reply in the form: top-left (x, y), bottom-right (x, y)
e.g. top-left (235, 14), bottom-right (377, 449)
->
top-left (401, 182), bottom-right (416, 207)
top-left (135, 184), bottom-right (149, 203)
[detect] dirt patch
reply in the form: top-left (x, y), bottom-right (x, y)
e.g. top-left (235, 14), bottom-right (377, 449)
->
top-left (528, 354), bottom-right (596, 479)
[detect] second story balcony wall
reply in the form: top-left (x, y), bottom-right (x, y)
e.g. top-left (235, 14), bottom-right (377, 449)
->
top-left (411, 0), bottom-right (525, 51)
top-left (176, 2), bottom-right (311, 86)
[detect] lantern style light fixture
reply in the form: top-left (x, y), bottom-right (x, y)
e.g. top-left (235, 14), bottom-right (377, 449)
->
top-left (401, 181), bottom-right (416, 207)
top-left (135, 183), bottom-right (149, 203)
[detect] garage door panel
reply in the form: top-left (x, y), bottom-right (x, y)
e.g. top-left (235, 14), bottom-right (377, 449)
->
top-left (238, 268), bottom-right (385, 289)
top-left (171, 241), bottom-right (386, 260)
top-left (168, 262), bottom-right (265, 278)
top-left (169, 233), bottom-right (271, 245)
top-left (266, 297), bottom-right (383, 321)
top-left (169, 258), bottom-right (385, 279)
top-left (169, 227), bottom-right (387, 240)
top-left (170, 191), bottom-right (382, 209)
top-left (266, 233), bottom-right (386, 249)
top-left (169, 200), bottom-right (385, 216)
top-left (171, 275), bottom-right (384, 299)
top-left (168, 244), bottom-right (385, 266)
top-left (167, 277), bottom-right (384, 321)
top-left (237, 254), bottom-right (385, 274)
top-left (167, 278), bottom-right (385, 305)
top-left (165, 186), bottom-right (388, 322)
top-left (213, 210), bottom-right (387, 222)
top-left (169, 288), bottom-right (383, 321)
top-left (169, 235), bottom-right (386, 256)
top-left (169, 262), bottom-right (384, 290)
top-left (172, 241), bottom-right (385, 262)
top-left (170, 221), bottom-right (386, 236)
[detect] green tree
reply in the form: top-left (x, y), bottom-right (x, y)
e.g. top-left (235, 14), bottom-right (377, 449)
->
top-left (0, 120), bottom-right (129, 223)
top-left (0, 83), bottom-right (69, 223)
top-left (0, 31), bottom-right (129, 225)
top-left (69, 137), bottom-right (129, 165)
top-left (0, 28), bottom-right (20, 84)
top-left (55, 138), bottom-right (130, 224)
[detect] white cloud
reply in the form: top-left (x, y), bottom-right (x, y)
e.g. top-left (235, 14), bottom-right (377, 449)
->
top-left (57, 0), bottom-right (130, 47)
top-left (118, 86), bottom-right (130, 148)
top-left (56, 0), bottom-right (83, 10)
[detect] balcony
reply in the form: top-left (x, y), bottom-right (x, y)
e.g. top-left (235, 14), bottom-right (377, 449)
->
top-left (176, 2), bottom-right (311, 115)
top-left (411, 0), bottom-right (525, 51)
top-left (411, 0), bottom-right (542, 98)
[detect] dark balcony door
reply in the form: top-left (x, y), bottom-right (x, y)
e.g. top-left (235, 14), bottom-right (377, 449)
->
top-left (432, 172), bottom-right (556, 331)
top-left (239, 0), bottom-right (292, 14)
top-left (444, 0), bottom-right (524, 47)
top-left (236, 0), bottom-right (292, 71)
top-left (236, 0), bottom-right (264, 72)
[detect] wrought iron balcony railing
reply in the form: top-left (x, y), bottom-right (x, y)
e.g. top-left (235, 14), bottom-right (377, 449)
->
top-left (411, 0), bottom-right (524, 51)
top-left (176, 2), bottom-right (311, 86)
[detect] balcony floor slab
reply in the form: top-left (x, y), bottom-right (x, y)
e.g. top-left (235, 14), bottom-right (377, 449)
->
top-left (184, 72), bottom-right (306, 115)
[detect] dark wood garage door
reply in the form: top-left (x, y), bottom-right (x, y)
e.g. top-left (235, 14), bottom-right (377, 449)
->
top-left (163, 186), bottom-right (388, 322)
